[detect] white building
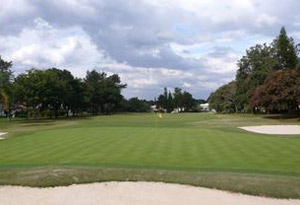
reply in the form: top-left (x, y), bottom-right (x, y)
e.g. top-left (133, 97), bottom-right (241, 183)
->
top-left (199, 103), bottom-right (210, 112)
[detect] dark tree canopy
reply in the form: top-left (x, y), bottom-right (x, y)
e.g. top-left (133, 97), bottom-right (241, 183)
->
top-left (11, 68), bottom-right (127, 119)
top-left (0, 56), bottom-right (13, 89)
top-left (212, 27), bottom-right (300, 114)
top-left (0, 56), bottom-right (14, 120)
top-left (156, 87), bottom-right (196, 112)
top-left (85, 70), bottom-right (126, 115)
top-left (235, 43), bottom-right (278, 111)
top-left (122, 97), bottom-right (151, 112)
top-left (251, 69), bottom-right (300, 113)
top-left (209, 81), bottom-right (237, 113)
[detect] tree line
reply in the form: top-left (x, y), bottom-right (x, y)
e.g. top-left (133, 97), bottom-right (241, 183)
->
top-left (0, 60), bottom-right (129, 120)
top-left (155, 87), bottom-right (204, 113)
top-left (209, 27), bottom-right (300, 114)
top-left (0, 57), bottom-right (205, 120)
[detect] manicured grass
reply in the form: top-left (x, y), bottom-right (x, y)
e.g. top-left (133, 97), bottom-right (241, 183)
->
top-left (0, 113), bottom-right (300, 198)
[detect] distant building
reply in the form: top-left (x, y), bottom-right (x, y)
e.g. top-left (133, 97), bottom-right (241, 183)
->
top-left (171, 107), bottom-right (185, 113)
top-left (199, 103), bottom-right (210, 112)
top-left (150, 105), bottom-right (158, 112)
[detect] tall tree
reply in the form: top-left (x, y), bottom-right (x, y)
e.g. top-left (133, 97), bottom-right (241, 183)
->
top-left (68, 78), bottom-right (88, 116)
top-left (0, 56), bottom-right (13, 120)
top-left (181, 91), bottom-right (195, 111)
top-left (85, 70), bottom-right (126, 115)
top-left (173, 87), bottom-right (184, 112)
top-left (273, 27), bottom-right (299, 69)
top-left (167, 91), bottom-right (174, 113)
top-left (164, 87), bottom-right (168, 110)
top-left (157, 87), bottom-right (169, 112)
top-left (42, 68), bottom-right (74, 118)
top-left (14, 69), bottom-right (46, 120)
top-left (235, 44), bottom-right (277, 111)
top-left (0, 56), bottom-right (13, 89)
top-left (157, 94), bottom-right (166, 111)
top-left (85, 70), bottom-right (106, 115)
top-left (102, 74), bottom-right (126, 114)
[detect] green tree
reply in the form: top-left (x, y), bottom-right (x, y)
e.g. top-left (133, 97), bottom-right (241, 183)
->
top-left (273, 27), bottom-right (299, 69)
top-left (157, 87), bottom-right (169, 112)
top-left (42, 68), bottom-right (75, 118)
top-left (173, 87), bottom-right (183, 111)
top-left (102, 74), bottom-right (126, 114)
top-left (85, 70), bottom-right (106, 115)
top-left (167, 91), bottom-right (174, 112)
top-left (156, 87), bottom-right (175, 112)
top-left (0, 56), bottom-right (13, 120)
top-left (181, 91), bottom-right (195, 111)
top-left (85, 70), bottom-right (126, 115)
top-left (123, 97), bottom-right (151, 112)
top-left (164, 87), bottom-right (168, 110)
top-left (14, 69), bottom-right (46, 120)
top-left (15, 68), bottom-right (76, 119)
top-left (157, 94), bottom-right (166, 111)
top-left (235, 44), bottom-right (277, 112)
top-left (209, 82), bottom-right (237, 113)
top-left (68, 78), bottom-right (88, 116)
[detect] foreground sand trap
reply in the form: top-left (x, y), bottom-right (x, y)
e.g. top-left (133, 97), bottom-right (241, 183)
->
top-left (0, 182), bottom-right (299, 205)
top-left (239, 125), bottom-right (300, 135)
top-left (0, 132), bottom-right (7, 140)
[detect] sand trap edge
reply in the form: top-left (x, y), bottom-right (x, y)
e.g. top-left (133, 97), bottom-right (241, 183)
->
top-left (0, 182), bottom-right (299, 205)
top-left (239, 125), bottom-right (300, 135)
top-left (0, 132), bottom-right (7, 140)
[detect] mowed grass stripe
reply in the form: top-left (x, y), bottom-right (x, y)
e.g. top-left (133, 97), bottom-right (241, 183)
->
top-left (0, 114), bottom-right (299, 174)
top-left (1, 113), bottom-right (300, 198)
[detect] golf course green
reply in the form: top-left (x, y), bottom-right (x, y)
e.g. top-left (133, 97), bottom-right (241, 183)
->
top-left (0, 113), bottom-right (299, 198)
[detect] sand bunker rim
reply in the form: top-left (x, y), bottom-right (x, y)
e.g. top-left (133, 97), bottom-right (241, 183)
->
top-left (0, 132), bottom-right (7, 140)
top-left (239, 125), bottom-right (300, 135)
top-left (0, 182), bottom-right (299, 205)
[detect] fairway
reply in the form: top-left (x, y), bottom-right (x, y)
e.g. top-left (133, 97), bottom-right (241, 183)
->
top-left (0, 113), bottom-right (300, 198)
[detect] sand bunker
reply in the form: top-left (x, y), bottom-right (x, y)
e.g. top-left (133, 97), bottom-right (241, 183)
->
top-left (0, 132), bottom-right (7, 140)
top-left (0, 182), bottom-right (299, 205)
top-left (239, 125), bottom-right (300, 135)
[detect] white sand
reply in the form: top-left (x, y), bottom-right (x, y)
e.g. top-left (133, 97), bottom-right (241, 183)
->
top-left (0, 182), bottom-right (299, 205)
top-left (239, 125), bottom-right (300, 135)
top-left (0, 132), bottom-right (7, 140)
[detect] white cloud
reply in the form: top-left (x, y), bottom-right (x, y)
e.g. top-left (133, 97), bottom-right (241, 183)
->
top-left (0, 18), bottom-right (107, 77)
top-left (204, 52), bottom-right (239, 75)
top-left (51, 0), bottom-right (97, 17)
top-left (0, 0), bottom-right (299, 99)
top-left (0, 0), bottom-right (34, 21)
top-left (183, 82), bottom-right (191, 88)
top-left (97, 62), bottom-right (215, 99)
top-left (256, 14), bottom-right (279, 27)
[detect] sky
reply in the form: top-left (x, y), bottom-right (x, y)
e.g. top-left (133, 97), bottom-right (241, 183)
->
top-left (1, 0), bottom-right (300, 100)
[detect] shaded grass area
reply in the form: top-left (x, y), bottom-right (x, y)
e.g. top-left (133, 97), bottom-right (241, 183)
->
top-left (0, 167), bottom-right (300, 199)
top-left (0, 113), bottom-right (300, 198)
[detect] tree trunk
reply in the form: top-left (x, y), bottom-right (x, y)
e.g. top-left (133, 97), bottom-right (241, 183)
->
top-left (27, 107), bottom-right (30, 121)
top-left (55, 109), bottom-right (58, 118)
top-left (6, 109), bottom-right (11, 122)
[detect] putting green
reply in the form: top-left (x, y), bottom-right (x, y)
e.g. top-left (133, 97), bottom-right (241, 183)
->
top-left (0, 113), bottom-right (300, 198)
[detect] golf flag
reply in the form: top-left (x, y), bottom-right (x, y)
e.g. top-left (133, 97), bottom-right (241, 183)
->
top-left (158, 113), bottom-right (163, 118)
